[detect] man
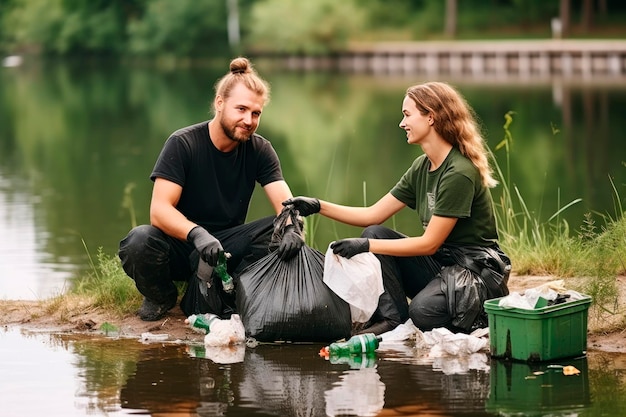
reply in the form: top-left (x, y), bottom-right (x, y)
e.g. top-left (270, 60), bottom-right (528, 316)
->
top-left (119, 57), bottom-right (303, 321)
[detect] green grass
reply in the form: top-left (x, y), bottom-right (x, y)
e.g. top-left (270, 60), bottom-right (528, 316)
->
top-left (72, 245), bottom-right (143, 316)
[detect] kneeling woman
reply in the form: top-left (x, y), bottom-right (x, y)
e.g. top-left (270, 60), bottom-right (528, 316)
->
top-left (284, 81), bottom-right (511, 335)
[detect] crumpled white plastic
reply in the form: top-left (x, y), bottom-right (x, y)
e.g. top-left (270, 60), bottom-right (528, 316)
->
top-left (377, 320), bottom-right (419, 345)
top-left (497, 280), bottom-right (586, 310)
top-left (376, 320), bottom-right (490, 374)
top-left (416, 327), bottom-right (489, 356)
top-left (323, 245), bottom-right (384, 323)
top-left (203, 314), bottom-right (246, 347)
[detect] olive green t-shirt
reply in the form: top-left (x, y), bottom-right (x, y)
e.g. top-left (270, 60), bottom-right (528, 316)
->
top-left (390, 147), bottom-right (498, 246)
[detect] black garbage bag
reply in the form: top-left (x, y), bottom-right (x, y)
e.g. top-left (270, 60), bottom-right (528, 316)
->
top-left (439, 244), bottom-right (511, 332)
top-left (440, 264), bottom-right (487, 331)
top-left (236, 207), bottom-right (351, 343)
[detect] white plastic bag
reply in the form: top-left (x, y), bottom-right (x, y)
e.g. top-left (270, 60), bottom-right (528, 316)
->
top-left (323, 244), bottom-right (384, 323)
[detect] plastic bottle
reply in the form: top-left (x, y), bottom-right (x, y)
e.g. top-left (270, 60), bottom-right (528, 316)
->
top-left (320, 333), bottom-right (382, 357)
top-left (186, 313), bottom-right (220, 334)
top-left (328, 353), bottom-right (377, 369)
top-left (187, 344), bottom-right (207, 358)
top-left (215, 251), bottom-right (234, 293)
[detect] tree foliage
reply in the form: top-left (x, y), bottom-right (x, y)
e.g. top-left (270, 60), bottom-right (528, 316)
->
top-left (1, 0), bottom-right (625, 57)
top-left (248, 0), bottom-right (366, 54)
top-left (127, 0), bottom-right (229, 57)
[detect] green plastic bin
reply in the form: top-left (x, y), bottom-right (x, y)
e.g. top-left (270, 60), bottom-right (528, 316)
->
top-left (484, 295), bottom-right (592, 362)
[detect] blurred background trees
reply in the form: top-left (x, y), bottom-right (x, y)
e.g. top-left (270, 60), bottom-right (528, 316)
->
top-left (0, 0), bottom-right (624, 58)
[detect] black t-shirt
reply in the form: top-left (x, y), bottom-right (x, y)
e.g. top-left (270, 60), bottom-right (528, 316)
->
top-left (150, 120), bottom-right (284, 232)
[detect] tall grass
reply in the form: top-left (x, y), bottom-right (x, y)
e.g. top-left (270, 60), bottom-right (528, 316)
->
top-left (72, 244), bottom-right (143, 316)
top-left (491, 112), bottom-right (625, 311)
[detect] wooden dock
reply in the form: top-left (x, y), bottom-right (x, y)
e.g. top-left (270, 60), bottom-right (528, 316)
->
top-left (282, 40), bottom-right (626, 80)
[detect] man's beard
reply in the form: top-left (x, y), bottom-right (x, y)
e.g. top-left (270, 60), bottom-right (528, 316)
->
top-left (221, 119), bottom-right (252, 143)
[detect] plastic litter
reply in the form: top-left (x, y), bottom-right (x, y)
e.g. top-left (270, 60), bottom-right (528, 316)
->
top-left (139, 332), bottom-right (169, 342)
top-left (323, 246), bottom-right (384, 323)
top-left (185, 313), bottom-right (245, 347)
top-left (497, 280), bottom-right (586, 310)
top-left (416, 327), bottom-right (489, 356)
top-left (319, 333), bottom-right (381, 359)
top-left (215, 251), bottom-right (234, 293)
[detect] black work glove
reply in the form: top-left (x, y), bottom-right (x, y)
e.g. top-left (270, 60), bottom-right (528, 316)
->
top-left (276, 224), bottom-right (304, 261)
top-left (282, 196), bottom-right (320, 217)
top-left (187, 225), bottom-right (223, 266)
top-left (330, 238), bottom-right (370, 259)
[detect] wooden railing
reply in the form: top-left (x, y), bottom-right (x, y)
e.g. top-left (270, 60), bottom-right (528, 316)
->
top-left (281, 40), bottom-right (626, 80)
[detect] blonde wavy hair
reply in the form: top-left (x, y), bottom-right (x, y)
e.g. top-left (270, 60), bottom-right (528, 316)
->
top-left (405, 81), bottom-right (497, 188)
top-left (212, 57), bottom-right (271, 113)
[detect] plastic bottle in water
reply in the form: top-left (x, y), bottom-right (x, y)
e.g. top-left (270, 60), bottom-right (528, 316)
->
top-left (215, 251), bottom-right (234, 293)
top-left (320, 333), bottom-right (382, 357)
top-left (328, 353), bottom-right (377, 369)
top-left (186, 313), bottom-right (220, 334)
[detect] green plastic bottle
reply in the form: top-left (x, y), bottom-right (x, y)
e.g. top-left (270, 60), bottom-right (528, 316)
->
top-left (215, 252), bottom-right (234, 293)
top-left (186, 313), bottom-right (220, 334)
top-left (329, 353), bottom-right (377, 369)
top-left (325, 333), bottom-right (382, 356)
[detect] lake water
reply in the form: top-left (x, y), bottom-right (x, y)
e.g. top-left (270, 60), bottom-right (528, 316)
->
top-left (2, 325), bottom-right (625, 417)
top-left (1, 58), bottom-right (626, 416)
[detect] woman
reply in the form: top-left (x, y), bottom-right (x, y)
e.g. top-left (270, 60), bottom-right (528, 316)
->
top-left (284, 81), bottom-right (511, 335)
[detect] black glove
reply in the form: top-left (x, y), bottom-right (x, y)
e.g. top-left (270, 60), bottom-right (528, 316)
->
top-left (330, 238), bottom-right (370, 259)
top-left (282, 196), bottom-right (320, 217)
top-left (276, 224), bottom-right (304, 260)
top-left (187, 226), bottom-right (223, 266)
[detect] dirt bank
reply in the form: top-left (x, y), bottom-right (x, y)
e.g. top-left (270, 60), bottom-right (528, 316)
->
top-left (1, 273), bottom-right (624, 353)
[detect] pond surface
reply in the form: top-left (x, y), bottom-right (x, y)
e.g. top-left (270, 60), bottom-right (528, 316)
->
top-left (2, 326), bottom-right (625, 417)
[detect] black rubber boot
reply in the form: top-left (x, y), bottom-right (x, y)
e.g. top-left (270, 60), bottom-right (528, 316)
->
top-left (137, 293), bottom-right (177, 321)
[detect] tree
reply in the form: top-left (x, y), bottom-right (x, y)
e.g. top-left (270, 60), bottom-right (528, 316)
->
top-left (445, 0), bottom-right (457, 38)
top-left (581, 0), bottom-right (594, 31)
top-left (248, 0), bottom-right (365, 55)
top-left (127, 0), bottom-right (229, 57)
top-left (560, 0), bottom-right (571, 37)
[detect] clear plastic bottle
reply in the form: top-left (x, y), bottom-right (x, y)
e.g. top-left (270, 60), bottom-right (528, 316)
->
top-left (186, 313), bottom-right (220, 334)
top-left (320, 333), bottom-right (382, 357)
top-left (215, 252), bottom-right (234, 293)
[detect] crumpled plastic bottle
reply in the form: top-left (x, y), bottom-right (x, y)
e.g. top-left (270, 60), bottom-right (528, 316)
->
top-left (319, 333), bottom-right (382, 357)
top-left (215, 251), bottom-right (234, 293)
top-left (186, 313), bottom-right (220, 334)
top-left (196, 251), bottom-right (233, 294)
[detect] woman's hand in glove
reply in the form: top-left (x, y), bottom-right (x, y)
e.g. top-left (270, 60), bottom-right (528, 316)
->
top-left (282, 196), bottom-right (320, 217)
top-left (330, 238), bottom-right (370, 259)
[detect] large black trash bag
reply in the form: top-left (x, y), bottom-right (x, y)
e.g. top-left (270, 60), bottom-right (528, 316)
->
top-left (236, 207), bottom-right (351, 343)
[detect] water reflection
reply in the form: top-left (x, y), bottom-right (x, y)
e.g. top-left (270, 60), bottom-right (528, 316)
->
top-left (4, 327), bottom-right (626, 416)
top-left (487, 358), bottom-right (591, 416)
